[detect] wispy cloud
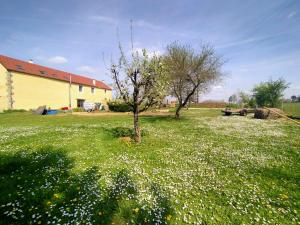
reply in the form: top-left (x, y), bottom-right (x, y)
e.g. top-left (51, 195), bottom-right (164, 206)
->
top-left (77, 65), bottom-right (96, 74)
top-left (216, 32), bottom-right (286, 49)
top-left (89, 16), bottom-right (161, 30)
top-left (288, 11), bottom-right (296, 19)
top-left (89, 15), bottom-right (118, 25)
top-left (48, 56), bottom-right (68, 64)
top-left (232, 52), bottom-right (300, 73)
top-left (133, 20), bottom-right (162, 30)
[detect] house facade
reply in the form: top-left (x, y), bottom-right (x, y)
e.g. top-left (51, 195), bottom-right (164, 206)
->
top-left (0, 55), bottom-right (112, 111)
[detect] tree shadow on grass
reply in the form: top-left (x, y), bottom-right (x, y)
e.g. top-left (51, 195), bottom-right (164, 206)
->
top-left (104, 127), bottom-right (148, 139)
top-left (0, 146), bottom-right (174, 224)
top-left (140, 115), bottom-right (177, 124)
top-left (259, 167), bottom-right (300, 184)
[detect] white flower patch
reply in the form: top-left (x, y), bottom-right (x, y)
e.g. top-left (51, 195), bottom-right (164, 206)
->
top-left (200, 116), bottom-right (287, 138)
top-left (0, 126), bottom-right (42, 142)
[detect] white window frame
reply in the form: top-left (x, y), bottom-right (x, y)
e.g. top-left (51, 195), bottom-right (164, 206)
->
top-left (91, 87), bottom-right (95, 94)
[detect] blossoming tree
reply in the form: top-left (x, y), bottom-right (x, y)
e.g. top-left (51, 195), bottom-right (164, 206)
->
top-left (111, 46), bottom-right (168, 143)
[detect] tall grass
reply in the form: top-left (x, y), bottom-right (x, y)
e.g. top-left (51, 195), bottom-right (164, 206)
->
top-left (283, 102), bottom-right (300, 118)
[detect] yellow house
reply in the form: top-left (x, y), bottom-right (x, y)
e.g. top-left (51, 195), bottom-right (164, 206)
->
top-left (0, 55), bottom-right (112, 111)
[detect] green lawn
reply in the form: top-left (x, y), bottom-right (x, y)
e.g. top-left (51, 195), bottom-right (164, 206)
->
top-left (0, 109), bottom-right (299, 224)
top-left (283, 102), bottom-right (300, 118)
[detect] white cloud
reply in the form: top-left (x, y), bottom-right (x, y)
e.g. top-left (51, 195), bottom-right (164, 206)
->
top-left (90, 16), bottom-right (118, 25)
top-left (216, 31), bottom-right (289, 49)
top-left (48, 56), bottom-right (68, 64)
top-left (212, 85), bottom-right (223, 90)
top-left (133, 20), bottom-right (161, 30)
top-left (233, 52), bottom-right (300, 73)
top-left (89, 17), bottom-right (160, 30)
top-left (216, 35), bottom-right (273, 49)
top-left (288, 11), bottom-right (296, 19)
top-left (77, 66), bottom-right (96, 74)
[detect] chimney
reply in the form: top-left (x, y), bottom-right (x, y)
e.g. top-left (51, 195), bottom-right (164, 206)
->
top-left (28, 59), bottom-right (34, 64)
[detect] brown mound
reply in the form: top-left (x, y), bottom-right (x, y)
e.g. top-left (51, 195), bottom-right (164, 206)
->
top-left (254, 108), bottom-right (285, 119)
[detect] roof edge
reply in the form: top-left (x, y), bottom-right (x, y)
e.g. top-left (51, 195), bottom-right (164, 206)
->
top-left (0, 55), bottom-right (112, 90)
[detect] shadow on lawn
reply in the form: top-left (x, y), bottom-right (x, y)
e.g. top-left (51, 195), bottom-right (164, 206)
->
top-left (0, 146), bottom-right (173, 225)
top-left (140, 115), bottom-right (176, 123)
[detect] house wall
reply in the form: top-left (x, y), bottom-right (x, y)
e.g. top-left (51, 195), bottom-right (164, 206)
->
top-left (70, 84), bottom-right (112, 108)
top-left (11, 71), bottom-right (70, 110)
top-left (10, 71), bottom-right (112, 110)
top-left (0, 64), bottom-right (8, 112)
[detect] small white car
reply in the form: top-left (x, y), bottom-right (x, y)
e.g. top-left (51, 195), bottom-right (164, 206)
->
top-left (83, 102), bottom-right (96, 112)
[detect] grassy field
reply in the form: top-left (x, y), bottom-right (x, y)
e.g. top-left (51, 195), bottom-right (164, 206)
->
top-left (283, 102), bottom-right (300, 118)
top-left (0, 109), bottom-right (299, 224)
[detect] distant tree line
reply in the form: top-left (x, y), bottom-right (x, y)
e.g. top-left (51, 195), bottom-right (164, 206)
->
top-left (228, 78), bottom-right (290, 108)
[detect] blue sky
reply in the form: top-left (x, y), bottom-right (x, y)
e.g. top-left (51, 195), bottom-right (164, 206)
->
top-left (0, 0), bottom-right (299, 100)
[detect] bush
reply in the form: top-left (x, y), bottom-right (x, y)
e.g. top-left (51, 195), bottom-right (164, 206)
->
top-left (108, 101), bottom-right (133, 112)
top-left (239, 92), bottom-right (256, 108)
top-left (253, 78), bottom-right (289, 107)
top-left (72, 107), bottom-right (85, 112)
top-left (3, 109), bottom-right (26, 113)
top-left (225, 103), bottom-right (239, 109)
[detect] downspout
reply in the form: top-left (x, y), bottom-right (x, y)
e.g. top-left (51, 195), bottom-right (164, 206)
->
top-left (6, 71), bottom-right (13, 109)
top-left (69, 74), bottom-right (72, 108)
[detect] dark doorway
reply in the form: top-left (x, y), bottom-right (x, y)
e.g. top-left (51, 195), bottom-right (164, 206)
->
top-left (77, 99), bottom-right (85, 108)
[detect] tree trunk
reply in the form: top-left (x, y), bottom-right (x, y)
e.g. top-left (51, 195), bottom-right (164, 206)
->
top-left (175, 104), bottom-right (183, 119)
top-left (133, 109), bottom-right (141, 143)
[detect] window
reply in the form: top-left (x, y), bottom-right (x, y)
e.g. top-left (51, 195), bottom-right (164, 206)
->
top-left (91, 87), bottom-right (95, 94)
top-left (105, 89), bottom-right (107, 93)
top-left (16, 65), bottom-right (24, 70)
top-left (79, 85), bottom-right (83, 92)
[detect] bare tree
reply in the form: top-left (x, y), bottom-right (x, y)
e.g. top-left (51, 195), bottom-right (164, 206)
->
top-left (111, 46), bottom-right (167, 143)
top-left (164, 42), bottom-right (224, 118)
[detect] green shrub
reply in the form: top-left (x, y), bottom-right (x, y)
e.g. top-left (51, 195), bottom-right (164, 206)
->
top-left (253, 78), bottom-right (289, 107)
top-left (3, 109), bottom-right (26, 113)
top-left (225, 103), bottom-right (239, 109)
top-left (108, 101), bottom-right (133, 112)
top-left (72, 107), bottom-right (85, 112)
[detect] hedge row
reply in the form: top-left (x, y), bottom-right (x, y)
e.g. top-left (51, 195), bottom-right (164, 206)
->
top-left (107, 101), bottom-right (133, 112)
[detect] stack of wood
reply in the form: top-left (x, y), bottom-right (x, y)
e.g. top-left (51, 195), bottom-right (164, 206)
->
top-left (254, 108), bottom-right (285, 119)
top-left (221, 108), bottom-right (253, 116)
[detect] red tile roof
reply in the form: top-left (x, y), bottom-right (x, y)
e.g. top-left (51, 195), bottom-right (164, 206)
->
top-left (0, 55), bottom-right (112, 90)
